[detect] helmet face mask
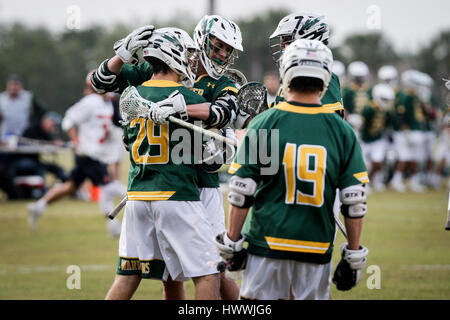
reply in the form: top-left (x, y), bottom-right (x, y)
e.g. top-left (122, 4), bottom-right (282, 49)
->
top-left (270, 13), bottom-right (330, 67)
top-left (194, 15), bottom-right (243, 79)
top-left (143, 28), bottom-right (198, 87)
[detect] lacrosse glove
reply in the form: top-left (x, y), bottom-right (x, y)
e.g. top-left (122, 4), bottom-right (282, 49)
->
top-left (333, 243), bottom-right (369, 291)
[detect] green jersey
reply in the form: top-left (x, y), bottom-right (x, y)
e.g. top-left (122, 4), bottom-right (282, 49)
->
top-left (229, 101), bottom-right (368, 264)
top-left (394, 89), bottom-right (425, 131)
top-left (115, 62), bottom-right (238, 189)
top-left (193, 74), bottom-right (238, 188)
top-left (123, 79), bottom-right (207, 201)
top-left (360, 101), bottom-right (391, 143)
top-left (342, 83), bottom-right (372, 115)
top-left (271, 73), bottom-right (344, 114)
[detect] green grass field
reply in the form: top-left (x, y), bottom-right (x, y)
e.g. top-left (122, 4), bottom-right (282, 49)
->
top-left (0, 185), bottom-right (449, 300)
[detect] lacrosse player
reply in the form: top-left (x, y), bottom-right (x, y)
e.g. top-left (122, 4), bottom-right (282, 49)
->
top-left (389, 70), bottom-right (427, 192)
top-left (359, 83), bottom-right (396, 192)
top-left (27, 73), bottom-right (126, 237)
top-left (269, 13), bottom-right (344, 116)
top-left (105, 28), bottom-right (222, 300)
top-left (91, 16), bottom-right (245, 300)
top-left (216, 39), bottom-right (369, 300)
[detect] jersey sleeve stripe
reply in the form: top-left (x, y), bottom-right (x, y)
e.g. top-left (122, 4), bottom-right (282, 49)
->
top-left (228, 162), bottom-right (242, 174)
top-left (353, 172), bottom-right (370, 183)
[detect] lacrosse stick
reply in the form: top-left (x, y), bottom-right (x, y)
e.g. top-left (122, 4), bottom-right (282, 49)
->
top-left (225, 68), bottom-right (248, 88)
top-left (236, 82), bottom-right (269, 118)
top-left (108, 196), bottom-right (128, 220)
top-left (119, 86), bottom-right (238, 147)
top-left (108, 86), bottom-right (239, 220)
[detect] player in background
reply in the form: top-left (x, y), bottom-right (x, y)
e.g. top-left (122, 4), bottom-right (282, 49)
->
top-left (269, 13), bottom-right (345, 117)
top-left (106, 28), bottom-right (221, 300)
top-left (332, 60), bottom-right (347, 87)
top-left (342, 61), bottom-right (372, 134)
top-left (415, 72), bottom-right (440, 189)
top-left (389, 70), bottom-right (428, 192)
top-left (91, 17), bottom-right (245, 299)
top-left (216, 39), bottom-right (369, 299)
top-left (27, 73), bottom-right (125, 237)
top-left (359, 83), bottom-right (396, 192)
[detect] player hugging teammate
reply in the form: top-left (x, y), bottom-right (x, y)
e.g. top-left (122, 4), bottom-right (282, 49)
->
top-left (91, 12), bottom-right (370, 300)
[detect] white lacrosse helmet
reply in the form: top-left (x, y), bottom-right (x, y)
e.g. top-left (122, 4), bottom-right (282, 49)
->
top-left (332, 60), bottom-right (346, 78)
top-left (270, 13), bottom-right (330, 66)
top-left (401, 69), bottom-right (423, 93)
top-left (348, 61), bottom-right (369, 78)
top-left (142, 28), bottom-right (197, 87)
top-left (415, 71), bottom-right (434, 103)
top-left (279, 39), bottom-right (333, 97)
top-left (193, 15), bottom-right (243, 80)
top-left (378, 65), bottom-right (398, 82)
top-left (372, 83), bottom-right (395, 110)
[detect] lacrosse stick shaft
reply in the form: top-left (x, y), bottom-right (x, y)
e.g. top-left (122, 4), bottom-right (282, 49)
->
top-left (168, 116), bottom-right (238, 147)
top-left (108, 196), bottom-right (127, 220)
top-left (335, 216), bottom-right (348, 239)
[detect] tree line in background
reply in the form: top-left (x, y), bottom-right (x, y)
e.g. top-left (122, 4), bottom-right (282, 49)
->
top-left (0, 9), bottom-right (448, 116)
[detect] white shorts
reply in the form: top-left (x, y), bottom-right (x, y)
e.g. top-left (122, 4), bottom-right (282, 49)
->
top-left (361, 138), bottom-right (387, 164)
top-left (434, 130), bottom-right (450, 165)
top-left (420, 131), bottom-right (436, 162)
top-left (393, 130), bottom-right (424, 162)
top-left (199, 187), bottom-right (226, 236)
top-left (240, 254), bottom-right (332, 300)
top-left (118, 200), bottom-right (220, 281)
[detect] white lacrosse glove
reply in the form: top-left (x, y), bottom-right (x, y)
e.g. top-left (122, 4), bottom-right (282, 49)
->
top-left (200, 127), bottom-right (237, 173)
top-left (113, 25), bottom-right (155, 65)
top-left (234, 108), bottom-right (252, 129)
top-left (148, 90), bottom-right (188, 125)
top-left (214, 232), bottom-right (247, 272)
top-left (332, 243), bottom-right (369, 291)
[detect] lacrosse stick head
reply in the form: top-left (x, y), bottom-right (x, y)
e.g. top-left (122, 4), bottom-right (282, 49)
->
top-left (225, 68), bottom-right (248, 89)
top-left (119, 86), bottom-right (152, 125)
top-left (236, 81), bottom-right (269, 118)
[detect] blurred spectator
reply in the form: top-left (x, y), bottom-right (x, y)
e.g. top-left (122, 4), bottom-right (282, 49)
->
top-left (13, 112), bottom-right (68, 182)
top-left (263, 71), bottom-right (280, 105)
top-left (0, 74), bottom-right (48, 140)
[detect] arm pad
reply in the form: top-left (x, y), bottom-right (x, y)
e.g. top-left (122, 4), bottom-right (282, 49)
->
top-left (227, 175), bottom-right (257, 208)
top-left (340, 184), bottom-right (367, 218)
top-left (90, 59), bottom-right (119, 94)
top-left (206, 93), bottom-right (237, 129)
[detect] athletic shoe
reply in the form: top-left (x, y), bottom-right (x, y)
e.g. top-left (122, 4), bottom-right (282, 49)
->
top-left (27, 200), bottom-right (46, 230)
top-left (389, 179), bottom-right (406, 193)
top-left (409, 181), bottom-right (426, 193)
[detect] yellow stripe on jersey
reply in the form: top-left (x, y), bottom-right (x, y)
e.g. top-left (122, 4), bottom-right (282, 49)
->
top-left (222, 86), bottom-right (238, 94)
top-left (265, 236), bottom-right (330, 254)
top-left (322, 102), bottom-right (344, 112)
top-left (228, 162), bottom-right (242, 174)
top-left (127, 191), bottom-right (176, 201)
top-left (141, 80), bottom-right (183, 87)
top-left (194, 74), bottom-right (208, 83)
top-left (274, 102), bottom-right (336, 114)
top-left (353, 172), bottom-right (370, 184)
